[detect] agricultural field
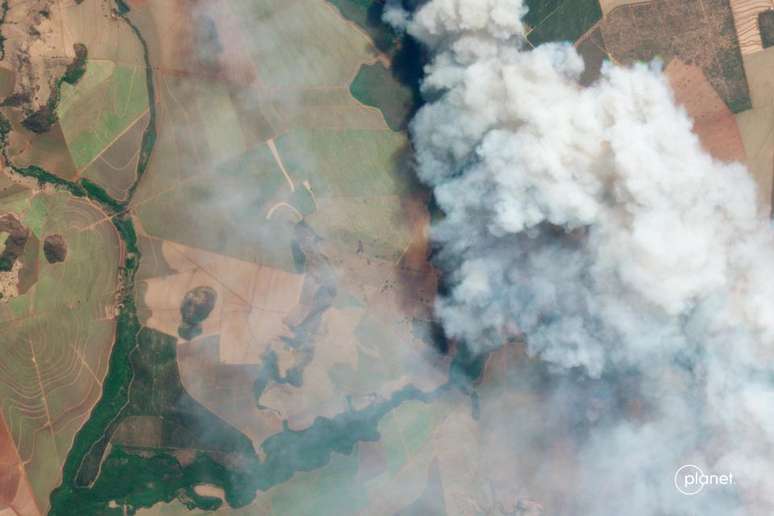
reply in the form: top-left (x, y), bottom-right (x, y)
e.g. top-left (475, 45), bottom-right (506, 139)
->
top-left (599, 0), bottom-right (752, 113)
top-left (350, 63), bottom-right (416, 131)
top-left (58, 61), bottom-right (149, 199)
top-left (665, 59), bottom-right (748, 163)
top-left (729, 0), bottom-right (774, 54)
top-left (572, 0), bottom-right (774, 209)
top-left (1, 0), bottom-right (772, 514)
top-left (0, 187), bottom-right (120, 513)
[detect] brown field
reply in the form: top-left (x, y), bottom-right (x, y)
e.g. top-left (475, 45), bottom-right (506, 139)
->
top-left (601, 0), bottom-right (752, 112)
top-left (736, 46), bottom-right (774, 211)
top-left (666, 59), bottom-right (748, 162)
top-left (176, 338), bottom-right (284, 449)
top-left (0, 414), bottom-right (41, 516)
top-left (1, 1), bottom-right (75, 111)
top-left (152, 229), bottom-right (445, 437)
top-left (6, 118), bottom-right (78, 180)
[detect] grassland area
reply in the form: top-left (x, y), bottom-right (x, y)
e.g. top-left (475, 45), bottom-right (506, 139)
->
top-left (0, 187), bottom-right (119, 513)
top-left (130, 0), bottom-right (421, 265)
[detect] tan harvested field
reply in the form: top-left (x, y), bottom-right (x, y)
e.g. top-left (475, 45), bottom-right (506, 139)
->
top-left (193, 484), bottom-right (225, 500)
top-left (59, 0), bottom-right (147, 64)
top-left (145, 228), bottom-right (445, 437)
top-left (141, 239), bottom-right (305, 361)
top-left (599, 0), bottom-right (651, 16)
top-left (431, 408), bottom-right (486, 515)
top-left (730, 0), bottom-right (774, 55)
top-left (666, 59), bottom-right (748, 163)
top-left (736, 46), bottom-right (774, 211)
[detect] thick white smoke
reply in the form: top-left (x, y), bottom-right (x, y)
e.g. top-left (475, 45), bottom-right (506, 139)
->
top-left (392, 0), bottom-right (774, 514)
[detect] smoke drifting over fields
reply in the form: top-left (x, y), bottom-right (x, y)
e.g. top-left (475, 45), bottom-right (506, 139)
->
top-left (390, 0), bottom-right (774, 514)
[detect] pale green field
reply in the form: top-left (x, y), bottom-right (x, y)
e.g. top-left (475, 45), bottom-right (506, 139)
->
top-left (58, 61), bottom-right (149, 170)
top-left (230, 0), bottom-right (374, 91)
top-left (276, 128), bottom-right (410, 198)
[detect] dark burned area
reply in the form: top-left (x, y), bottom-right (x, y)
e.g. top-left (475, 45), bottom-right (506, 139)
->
top-left (760, 10), bottom-right (774, 48)
top-left (0, 213), bottom-right (28, 271)
top-left (253, 222), bottom-right (338, 405)
top-left (178, 286), bottom-right (218, 341)
top-left (43, 233), bottom-right (67, 264)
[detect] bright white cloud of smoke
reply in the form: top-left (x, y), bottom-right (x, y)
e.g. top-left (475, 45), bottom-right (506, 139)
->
top-left (390, 0), bottom-right (774, 514)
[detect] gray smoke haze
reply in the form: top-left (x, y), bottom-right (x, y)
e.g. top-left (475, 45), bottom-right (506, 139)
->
top-left (391, 0), bottom-right (774, 514)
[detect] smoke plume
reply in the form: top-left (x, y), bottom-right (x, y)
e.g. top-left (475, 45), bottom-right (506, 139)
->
top-left (393, 0), bottom-right (774, 514)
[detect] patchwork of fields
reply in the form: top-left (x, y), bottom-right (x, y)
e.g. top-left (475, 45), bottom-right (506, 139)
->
top-left (0, 0), bottom-right (771, 514)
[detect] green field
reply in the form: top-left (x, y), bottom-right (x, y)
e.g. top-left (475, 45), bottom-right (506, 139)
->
top-left (524, 0), bottom-right (602, 46)
top-left (325, 0), bottom-right (397, 52)
top-left (350, 63), bottom-right (415, 131)
top-left (276, 128), bottom-right (411, 198)
top-left (58, 61), bottom-right (148, 169)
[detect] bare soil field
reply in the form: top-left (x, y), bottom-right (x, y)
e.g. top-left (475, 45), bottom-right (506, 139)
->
top-left (666, 59), bottom-right (748, 163)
